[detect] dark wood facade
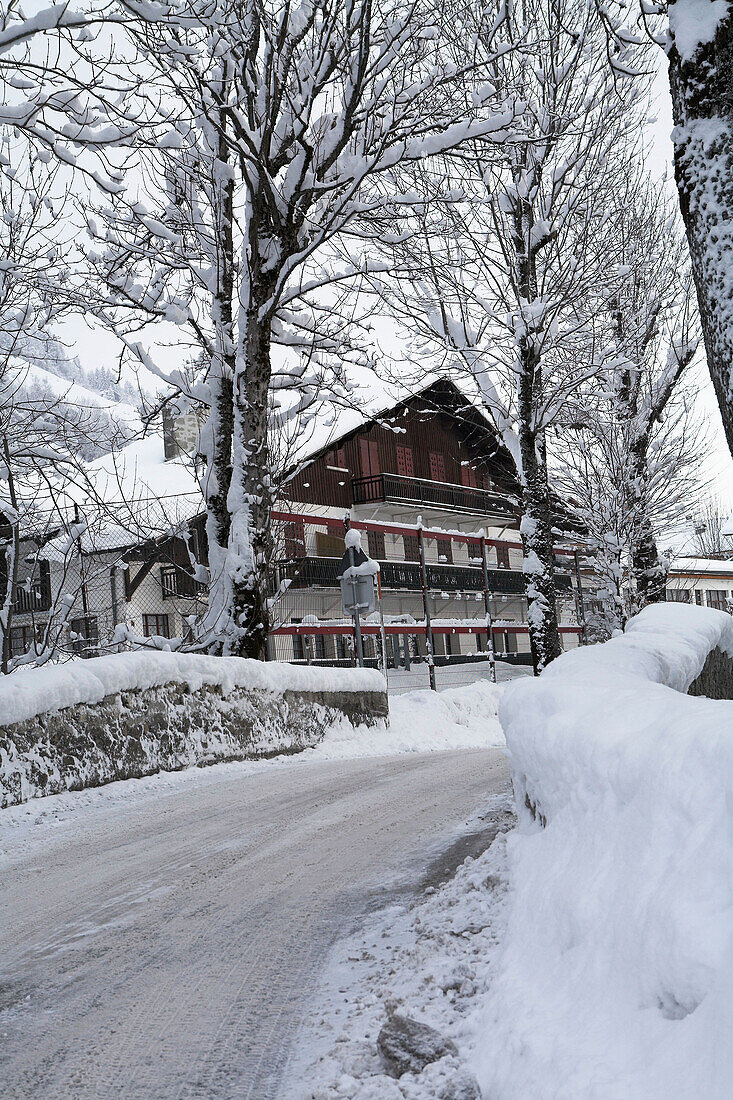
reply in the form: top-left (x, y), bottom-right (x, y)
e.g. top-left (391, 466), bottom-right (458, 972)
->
top-left (282, 380), bottom-right (519, 511)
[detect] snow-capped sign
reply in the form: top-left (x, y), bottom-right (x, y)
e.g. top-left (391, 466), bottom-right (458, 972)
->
top-left (337, 541), bottom-right (378, 616)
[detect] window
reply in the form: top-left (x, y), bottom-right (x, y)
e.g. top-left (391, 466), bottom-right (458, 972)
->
top-left (707, 590), bottom-right (729, 611)
top-left (695, 590), bottom-right (704, 606)
top-left (143, 613), bottom-right (170, 639)
top-left (359, 437), bottom-right (380, 477)
top-left (429, 451), bottom-right (446, 482)
top-left (284, 520), bottom-right (306, 559)
top-left (70, 616), bottom-right (99, 656)
top-left (9, 623), bottom-right (35, 658)
top-left (367, 530), bottom-right (385, 560)
top-left (496, 544), bottom-right (511, 569)
top-left (403, 535), bottom-right (420, 562)
top-left (326, 447), bottom-right (346, 470)
top-left (436, 537), bottom-right (453, 564)
top-left (396, 444), bottom-right (414, 478)
top-left (666, 588), bottom-right (692, 603)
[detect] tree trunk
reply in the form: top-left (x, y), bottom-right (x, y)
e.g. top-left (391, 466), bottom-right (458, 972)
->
top-left (227, 298), bottom-right (274, 661)
top-left (632, 520), bottom-right (667, 608)
top-left (668, 8), bottom-right (733, 456)
top-left (517, 353), bottom-right (563, 674)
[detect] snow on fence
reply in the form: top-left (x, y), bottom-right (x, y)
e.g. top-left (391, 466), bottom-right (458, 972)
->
top-left (477, 603), bottom-right (733, 1098)
top-left (0, 653), bottom-right (387, 808)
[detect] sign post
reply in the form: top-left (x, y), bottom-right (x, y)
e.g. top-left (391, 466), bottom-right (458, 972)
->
top-left (337, 526), bottom-right (377, 670)
top-left (480, 532), bottom-right (497, 683)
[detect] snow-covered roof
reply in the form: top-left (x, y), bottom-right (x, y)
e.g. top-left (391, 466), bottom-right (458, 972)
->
top-left (669, 556), bottom-right (733, 577)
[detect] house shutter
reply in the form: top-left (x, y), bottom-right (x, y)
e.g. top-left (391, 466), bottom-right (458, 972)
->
top-left (359, 438), bottom-right (380, 477)
top-left (396, 445), bottom-right (414, 478)
top-left (429, 451), bottom-right (446, 482)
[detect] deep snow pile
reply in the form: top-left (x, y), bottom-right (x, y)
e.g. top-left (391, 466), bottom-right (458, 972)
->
top-left (476, 603), bottom-right (733, 1098)
top-left (310, 679), bottom-right (504, 759)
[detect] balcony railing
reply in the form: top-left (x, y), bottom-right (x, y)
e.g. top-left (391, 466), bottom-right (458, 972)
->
top-left (13, 576), bottom-right (52, 614)
top-left (160, 565), bottom-right (207, 600)
top-left (274, 555), bottom-right (571, 595)
top-left (351, 472), bottom-right (517, 517)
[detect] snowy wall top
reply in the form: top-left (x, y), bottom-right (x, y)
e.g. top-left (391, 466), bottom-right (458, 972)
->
top-left (541, 601), bottom-right (733, 694)
top-left (0, 652), bottom-right (387, 729)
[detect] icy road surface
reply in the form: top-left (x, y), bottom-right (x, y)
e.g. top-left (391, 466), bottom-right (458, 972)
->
top-left (1, 748), bottom-right (509, 1099)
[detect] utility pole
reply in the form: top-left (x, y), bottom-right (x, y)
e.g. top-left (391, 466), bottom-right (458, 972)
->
top-left (417, 520), bottom-right (437, 691)
top-left (480, 533), bottom-right (497, 683)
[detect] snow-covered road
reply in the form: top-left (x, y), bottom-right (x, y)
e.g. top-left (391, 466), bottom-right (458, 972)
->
top-left (1, 748), bottom-right (509, 1099)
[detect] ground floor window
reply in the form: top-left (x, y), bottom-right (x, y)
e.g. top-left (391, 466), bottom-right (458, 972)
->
top-left (70, 616), bottom-right (99, 655)
top-left (706, 590), bottom-right (729, 611)
top-left (143, 613), bottom-right (170, 638)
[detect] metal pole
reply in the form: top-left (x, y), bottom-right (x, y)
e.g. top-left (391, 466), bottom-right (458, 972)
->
top-left (74, 503), bottom-right (90, 622)
top-left (574, 549), bottom-right (587, 645)
top-left (480, 533), bottom-right (497, 683)
top-left (343, 512), bottom-right (365, 668)
top-left (348, 542), bottom-right (365, 667)
top-left (417, 522), bottom-right (437, 691)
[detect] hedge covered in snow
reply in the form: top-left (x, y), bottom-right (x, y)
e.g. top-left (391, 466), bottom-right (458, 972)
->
top-left (480, 603), bottom-right (733, 1098)
top-left (0, 653), bottom-right (387, 808)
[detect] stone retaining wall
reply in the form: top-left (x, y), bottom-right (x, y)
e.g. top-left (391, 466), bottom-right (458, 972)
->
top-left (687, 646), bottom-right (733, 700)
top-left (0, 680), bottom-right (388, 808)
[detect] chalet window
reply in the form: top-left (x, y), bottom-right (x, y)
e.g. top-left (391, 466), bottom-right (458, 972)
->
top-left (396, 444), bottom-right (414, 478)
top-left (403, 535), bottom-right (420, 562)
top-left (429, 451), bottom-right (446, 482)
top-left (496, 544), bottom-right (511, 569)
top-left (707, 590), bottom-right (729, 611)
top-left (326, 447), bottom-right (346, 469)
top-left (70, 616), bottom-right (99, 656)
top-left (315, 531), bottom-right (344, 558)
top-left (666, 588), bottom-right (691, 603)
top-left (359, 437), bottom-right (380, 477)
top-left (9, 623), bottom-right (35, 658)
top-left (695, 590), bottom-right (704, 606)
top-left (284, 520), bottom-right (306, 559)
top-left (367, 530), bottom-right (385, 560)
top-left (436, 537), bottom-right (453, 564)
top-left (143, 613), bottom-right (170, 639)
top-left (461, 463), bottom-right (478, 489)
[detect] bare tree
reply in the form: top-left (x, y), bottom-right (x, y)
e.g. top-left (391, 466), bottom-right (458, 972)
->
top-left (369, 0), bottom-right (644, 671)
top-left (691, 497), bottom-right (733, 559)
top-left (58, 0), bottom-right (518, 660)
top-left (594, 2), bottom-right (733, 479)
top-left (556, 171), bottom-right (702, 628)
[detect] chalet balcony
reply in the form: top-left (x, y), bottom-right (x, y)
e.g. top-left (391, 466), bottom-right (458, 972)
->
top-left (13, 575), bottom-right (52, 614)
top-left (274, 555), bottom-right (571, 596)
top-left (350, 471), bottom-right (517, 518)
top-left (160, 565), bottom-right (208, 600)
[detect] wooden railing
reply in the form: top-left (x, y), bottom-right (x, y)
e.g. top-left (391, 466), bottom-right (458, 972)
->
top-left (351, 472), bottom-right (517, 517)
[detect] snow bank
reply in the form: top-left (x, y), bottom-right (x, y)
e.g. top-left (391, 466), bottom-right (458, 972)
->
top-left (476, 603), bottom-right (733, 1098)
top-left (0, 651), bottom-right (386, 729)
top-left (311, 679), bottom-right (504, 759)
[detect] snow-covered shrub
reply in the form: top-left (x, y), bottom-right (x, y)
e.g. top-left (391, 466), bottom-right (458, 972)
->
top-left (477, 603), bottom-right (733, 1099)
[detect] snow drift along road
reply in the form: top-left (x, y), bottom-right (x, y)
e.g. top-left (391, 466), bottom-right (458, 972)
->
top-left (479, 603), bottom-right (733, 1099)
